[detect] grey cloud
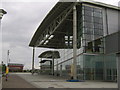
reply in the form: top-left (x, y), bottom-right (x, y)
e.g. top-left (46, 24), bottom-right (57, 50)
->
top-left (2, 0), bottom-right (118, 69)
top-left (2, 1), bottom-right (57, 69)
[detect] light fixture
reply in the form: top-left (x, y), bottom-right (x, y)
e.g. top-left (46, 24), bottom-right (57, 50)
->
top-left (48, 35), bottom-right (54, 39)
top-left (44, 40), bottom-right (49, 45)
top-left (46, 34), bottom-right (49, 38)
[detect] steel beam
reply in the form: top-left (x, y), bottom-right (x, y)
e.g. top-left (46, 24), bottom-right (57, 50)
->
top-left (35, 4), bottom-right (75, 47)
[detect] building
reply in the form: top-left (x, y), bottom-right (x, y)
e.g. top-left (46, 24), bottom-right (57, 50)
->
top-left (38, 50), bottom-right (60, 75)
top-left (29, 0), bottom-right (120, 81)
top-left (0, 9), bottom-right (7, 79)
top-left (8, 63), bottom-right (24, 72)
top-left (0, 9), bottom-right (7, 19)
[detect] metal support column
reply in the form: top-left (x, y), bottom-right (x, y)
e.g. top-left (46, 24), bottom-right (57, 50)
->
top-left (60, 64), bottom-right (62, 76)
top-left (32, 47), bottom-right (35, 75)
top-left (40, 58), bottom-right (42, 73)
top-left (56, 61), bottom-right (58, 76)
top-left (52, 58), bottom-right (54, 76)
top-left (7, 50), bottom-right (10, 66)
top-left (117, 53), bottom-right (120, 90)
top-left (72, 5), bottom-right (77, 80)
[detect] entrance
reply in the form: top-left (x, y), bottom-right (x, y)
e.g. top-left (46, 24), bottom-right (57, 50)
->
top-left (95, 62), bottom-right (103, 80)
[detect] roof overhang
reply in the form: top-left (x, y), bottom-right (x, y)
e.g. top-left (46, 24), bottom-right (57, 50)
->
top-left (0, 9), bottom-right (7, 14)
top-left (29, 2), bottom-right (75, 48)
top-left (29, 1), bottom-right (120, 49)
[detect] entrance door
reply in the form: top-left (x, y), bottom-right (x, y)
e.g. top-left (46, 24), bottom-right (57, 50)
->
top-left (95, 62), bottom-right (103, 80)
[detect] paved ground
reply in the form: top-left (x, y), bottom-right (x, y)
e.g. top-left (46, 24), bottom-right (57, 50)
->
top-left (16, 73), bottom-right (118, 88)
top-left (1, 73), bottom-right (118, 89)
top-left (2, 73), bottom-right (36, 88)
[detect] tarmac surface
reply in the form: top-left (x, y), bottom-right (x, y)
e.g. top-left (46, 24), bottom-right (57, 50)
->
top-left (2, 73), bottom-right (36, 88)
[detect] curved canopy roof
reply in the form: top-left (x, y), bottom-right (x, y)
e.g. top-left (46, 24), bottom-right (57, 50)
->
top-left (29, 2), bottom-right (73, 47)
top-left (0, 9), bottom-right (7, 14)
top-left (29, 0), bottom-right (119, 48)
top-left (38, 50), bottom-right (60, 59)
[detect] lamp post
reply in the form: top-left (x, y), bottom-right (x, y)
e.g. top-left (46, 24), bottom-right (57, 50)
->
top-left (0, 9), bottom-right (7, 64)
top-left (0, 9), bottom-right (7, 88)
top-left (0, 9), bottom-right (7, 71)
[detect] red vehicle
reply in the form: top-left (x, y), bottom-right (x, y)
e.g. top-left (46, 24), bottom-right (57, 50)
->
top-left (8, 63), bottom-right (24, 72)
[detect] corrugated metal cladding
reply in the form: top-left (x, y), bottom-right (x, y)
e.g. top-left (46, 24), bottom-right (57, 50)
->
top-left (105, 31), bottom-right (120, 54)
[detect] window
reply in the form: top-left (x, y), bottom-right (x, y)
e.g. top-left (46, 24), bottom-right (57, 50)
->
top-left (93, 17), bottom-right (102, 24)
top-left (84, 22), bottom-right (93, 28)
top-left (93, 12), bottom-right (102, 17)
top-left (84, 10), bottom-right (92, 16)
top-left (83, 5), bottom-right (93, 11)
top-left (70, 36), bottom-right (73, 40)
top-left (83, 16), bottom-right (92, 22)
top-left (94, 24), bottom-right (102, 29)
top-left (94, 8), bottom-right (102, 13)
top-left (65, 36), bottom-right (68, 40)
top-left (83, 28), bottom-right (93, 34)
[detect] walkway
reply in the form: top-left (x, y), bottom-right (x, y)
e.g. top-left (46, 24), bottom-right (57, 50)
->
top-left (17, 73), bottom-right (117, 88)
top-left (2, 73), bottom-right (118, 90)
top-left (2, 73), bottom-right (36, 88)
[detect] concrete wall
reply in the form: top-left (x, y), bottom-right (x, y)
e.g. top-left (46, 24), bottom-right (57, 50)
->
top-left (107, 8), bottom-right (118, 35)
top-left (103, 7), bottom-right (119, 54)
top-left (103, 8), bottom-right (119, 36)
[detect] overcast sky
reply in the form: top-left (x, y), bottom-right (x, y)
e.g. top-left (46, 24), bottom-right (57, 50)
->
top-left (1, 0), bottom-right (120, 69)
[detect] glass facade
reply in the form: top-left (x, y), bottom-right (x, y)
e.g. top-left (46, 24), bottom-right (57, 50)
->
top-left (75, 4), bottom-right (104, 54)
top-left (40, 60), bottom-right (52, 74)
top-left (54, 54), bottom-right (117, 81)
top-left (83, 54), bottom-right (104, 80)
top-left (104, 54), bottom-right (117, 81)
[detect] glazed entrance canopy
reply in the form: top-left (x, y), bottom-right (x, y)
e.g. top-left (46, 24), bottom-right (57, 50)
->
top-left (0, 9), bottom-right (7, 14)
top-left (29, 1), bottom-right (119, 49)
top-left (38, 50), bottom-right (60, 59)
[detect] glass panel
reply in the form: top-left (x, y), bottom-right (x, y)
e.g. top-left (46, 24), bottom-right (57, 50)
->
top-left (84, 10), bottom-right (92, 16)
top-left (93, 12), bottom-right (102, 17)
top-left (84, 55), bottom-right (104, 80)
top-left (94, 8), bottom-right (102, 13)
top-left (93, 17), bottom-right (103, 24)
top-left (84, 22), bottom-right (93, 28)
top-left (83, 5), bottom-right (93, 11)
top-left (83, 16), bottom-right (92, 22)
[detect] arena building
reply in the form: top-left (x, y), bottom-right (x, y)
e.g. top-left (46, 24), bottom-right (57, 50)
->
top-left (29, 0), bottom-right (120, 81)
